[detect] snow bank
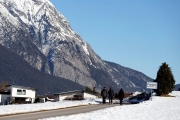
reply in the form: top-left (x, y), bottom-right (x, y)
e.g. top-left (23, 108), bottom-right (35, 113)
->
top-left (0, 99), bottom-right (99, 115)
top-left (1, 91), bottom-right (180, 120)
top-left (40, 91), bottom-right (180, 120)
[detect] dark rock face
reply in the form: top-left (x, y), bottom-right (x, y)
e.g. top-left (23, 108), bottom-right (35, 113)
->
top-left (0, 0), bottom-right (153, 93)
top-left (174, 84), bottom-right (180, 91)
top-left (0, 44), bottom-right (83, 95)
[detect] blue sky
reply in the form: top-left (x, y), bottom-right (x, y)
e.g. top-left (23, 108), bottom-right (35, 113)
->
top-left (50, 0), bottom-right (180, 84)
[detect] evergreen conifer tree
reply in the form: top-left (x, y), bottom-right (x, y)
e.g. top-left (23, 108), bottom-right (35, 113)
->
top-left (154, 62), bottom-right (175, 96)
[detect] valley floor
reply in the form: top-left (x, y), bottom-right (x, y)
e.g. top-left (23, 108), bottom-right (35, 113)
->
top-left (40, 91), bottom-right (180, 120)
top-left (0, 91), bottom-right (180, 120)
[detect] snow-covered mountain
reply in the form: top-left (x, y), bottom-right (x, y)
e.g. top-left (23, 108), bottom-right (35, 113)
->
top-left (0, 0), bottom-right (153, 92)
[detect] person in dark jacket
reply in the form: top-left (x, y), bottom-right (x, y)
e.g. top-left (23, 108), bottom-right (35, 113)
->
top-left (101, 87), bottom-right (107, 104)
top-left (108, 86), bottom-right (114, 104)
top-left (119, 88), bottom-right (124, 105)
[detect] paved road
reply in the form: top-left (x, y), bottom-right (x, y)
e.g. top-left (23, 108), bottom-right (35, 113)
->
top-left (0, 103), bottom-right (129, 120)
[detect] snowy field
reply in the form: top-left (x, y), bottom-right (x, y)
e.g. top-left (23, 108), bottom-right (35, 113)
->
top-left (0, 91), bottom-right (180, 120)
top-left (40, 91), bottom-right (180, 120)
top-left (0, 99), bottom-right (99, 116)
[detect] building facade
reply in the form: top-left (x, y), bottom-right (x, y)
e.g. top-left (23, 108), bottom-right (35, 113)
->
top-left (54, 90), bottom-right (97, 101)
top-left (0, 85), bottom-right (36, 105)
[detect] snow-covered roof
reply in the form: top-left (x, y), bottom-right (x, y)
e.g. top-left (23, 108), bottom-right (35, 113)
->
top-left (6, 85), bottom-right (36, 90)
top-left (0, 91), bottom-right (10, 95)
top-left (54, 90), bottom-right (97, 96)
top-left (54, 90), bottom-right (83, 95)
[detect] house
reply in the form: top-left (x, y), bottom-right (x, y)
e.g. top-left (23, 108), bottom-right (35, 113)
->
top-left (0, 91), bottom-right (11, 105)
top-left (54, 90), bottom-right (98, 101)
top-left (0, 85), bottom-right (36, 105)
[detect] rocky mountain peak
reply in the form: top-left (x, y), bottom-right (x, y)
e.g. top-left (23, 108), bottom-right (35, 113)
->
top-left (0, 0), bottom-right (153, 92)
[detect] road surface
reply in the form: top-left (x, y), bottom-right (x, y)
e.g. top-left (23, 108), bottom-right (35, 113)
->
top-left (0, 103), bottom-right (129, 120)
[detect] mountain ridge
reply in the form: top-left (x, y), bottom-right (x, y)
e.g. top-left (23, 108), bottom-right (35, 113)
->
top-left (0, 0), bottom-right (153, 92)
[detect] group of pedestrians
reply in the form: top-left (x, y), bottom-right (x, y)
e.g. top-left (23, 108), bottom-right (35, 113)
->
top-left (101, 86), bottom-right (124, 105)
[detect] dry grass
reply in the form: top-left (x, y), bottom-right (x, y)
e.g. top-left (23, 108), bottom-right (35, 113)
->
top-left (160, 94), bottom-right (175, 97)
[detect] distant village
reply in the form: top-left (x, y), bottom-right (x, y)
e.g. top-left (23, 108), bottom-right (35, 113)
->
top-left (0, 81), bottom-right (152, 105)
top-left (0, 83), bottom-right (97, 105)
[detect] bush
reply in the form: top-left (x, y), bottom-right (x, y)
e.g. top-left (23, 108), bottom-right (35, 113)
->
top-left (64, 95), bottom-right (84, 100)
top-left (85, 86), bottom-right (98, 95)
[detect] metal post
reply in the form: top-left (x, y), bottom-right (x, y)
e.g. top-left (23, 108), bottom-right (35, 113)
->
top-left (151, 89), bottom-right (152, 101)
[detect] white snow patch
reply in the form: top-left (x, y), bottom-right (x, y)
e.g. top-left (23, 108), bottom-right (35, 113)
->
top-left (0, 99), bottom-right (99, 116)
top-left (114, 68), bottom-right (119, 72)
top-left (82, 42), bottom-right (89, 55)
top-left (114, 79), bottom-right (120, 85)
top-left (130, 81), bottom-right (136, 87)
top-left (92, 64), bottom-right (97, 68)
top-left (0, 3), bottom-right (19, 27)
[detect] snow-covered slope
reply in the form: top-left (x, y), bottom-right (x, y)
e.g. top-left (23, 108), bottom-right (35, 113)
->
top-left (0, 0), bottom-right (153, 92)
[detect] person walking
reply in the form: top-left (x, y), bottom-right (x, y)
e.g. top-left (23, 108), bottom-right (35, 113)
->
top-left (101, 87), bottom-right (107, 104)
top-left (119, 88), bottom-right (124, 105)
top-left (108, 86), bottom-right (114, 105)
